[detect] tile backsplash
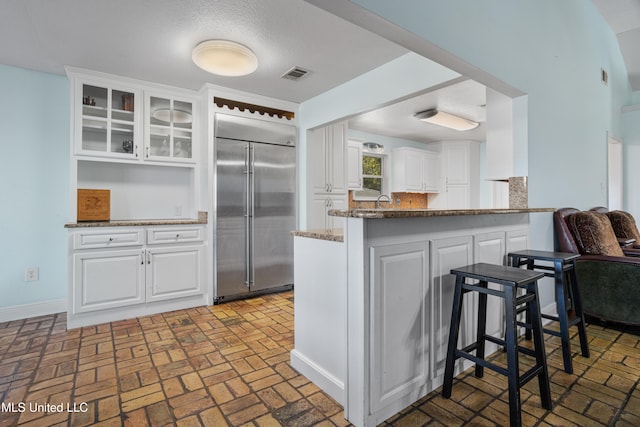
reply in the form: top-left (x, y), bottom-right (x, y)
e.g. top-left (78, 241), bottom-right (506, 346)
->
top-left (349, 191), bottom-right (429, 209)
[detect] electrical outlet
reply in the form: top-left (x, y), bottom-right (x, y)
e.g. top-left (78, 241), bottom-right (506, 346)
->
top-left (24, 267), bottom-right (39, 282)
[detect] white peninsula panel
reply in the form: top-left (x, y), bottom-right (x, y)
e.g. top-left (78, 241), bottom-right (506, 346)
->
top-left (292, 208), bottom-right (553, 427)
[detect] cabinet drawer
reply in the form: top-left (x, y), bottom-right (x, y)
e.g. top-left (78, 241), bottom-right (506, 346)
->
top-left (146, 227), bottom-right (203, 244)
top-left (74, 229), bottom-right (144, 249)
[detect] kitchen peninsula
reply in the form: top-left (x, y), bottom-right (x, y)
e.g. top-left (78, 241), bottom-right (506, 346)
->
top-left (291, 207), bottom-right (554, 427)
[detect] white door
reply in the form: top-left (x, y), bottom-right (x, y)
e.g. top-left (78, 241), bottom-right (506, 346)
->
top-left (370, 241), bottom-right (429, 412)
top-left (327, 196), bottom-right (347, 232)
top-left (308, 128), bottom-right (328, 194)
top-left (347, 142), bottom-right (363, 190)
top-left (328, 122), bottom-right (347, 194)
top-left (423, 152), bottom-right (441, 192)
top-left (405, 153), bottom-right (424, 191)
top-left (608, 135), bottom-right (623, 210)
top-left (74, 249), bottom-right (145, 313)
top-left (444, 143), bottom-right (470, 185)
top-left (146, 246), bottom-right (203, 302)
top-left (430, 236), bottom-right (473, 380)
top-left (446, 185), bottom-right (470, 209)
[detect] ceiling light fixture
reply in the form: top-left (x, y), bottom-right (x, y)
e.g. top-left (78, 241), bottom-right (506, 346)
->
top-left (363, 142), bottom-right (384, 153)
top-left (152, 108), bottom-right (192, 124)
top-left (192, 40), bottom-right (258, 77)
top-left (414, 109), bottom-right (479, 131)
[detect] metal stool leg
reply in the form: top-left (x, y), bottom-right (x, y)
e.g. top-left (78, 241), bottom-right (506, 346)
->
top-left (475, 280), bottom-right (488, 378)
top-left (442, 274), bottom-right (465, 398)
top-left (524, 258), bottom-right (534, 340)
top-left (554, 259), bottom-right (573, 374)
top-left (527, 280), bottom-right (553, 410)
top-left (568, 260), bottom-right (590, 358)
top-left (503, 285), bottom-right (521, 427)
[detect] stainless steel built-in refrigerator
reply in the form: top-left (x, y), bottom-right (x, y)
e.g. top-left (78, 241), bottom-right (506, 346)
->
top-left (214, 114), bottom-right (296, 302)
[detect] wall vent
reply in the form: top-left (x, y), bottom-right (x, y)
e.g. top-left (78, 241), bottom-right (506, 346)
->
top-left (281, 66), bottom-right (310, 81)
top-left (601, 68), bottom-right (608, 85)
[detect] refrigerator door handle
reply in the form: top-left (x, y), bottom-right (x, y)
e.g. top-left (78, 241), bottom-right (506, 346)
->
top-left (249, 144), bottom-right (255, 287)
top-left (244, 143), bottom-right (251, 288)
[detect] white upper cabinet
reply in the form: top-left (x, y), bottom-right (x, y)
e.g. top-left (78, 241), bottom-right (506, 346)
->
top-left (69, 70), bottom-right (197, 167)
top-left (74, 78), bottom-right (142, 160)
top-left (347, 141), bottom-right (363, 190)
top-left (428, 141), bottom-right (480, 209)
top-left (308, 122), bottom-right (347, 195)
top-left (391, 147), bottom-right (441, 193)
top-left (145, 93), bottom-right (196, 164)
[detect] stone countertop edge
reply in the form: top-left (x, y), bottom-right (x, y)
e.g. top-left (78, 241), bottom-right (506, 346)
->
top-left (291, 230), bottom-right (344, 243)
top-left (328, 208), bottom-right (555, 219)
top-left (65, 211), bottom-right (208, 228)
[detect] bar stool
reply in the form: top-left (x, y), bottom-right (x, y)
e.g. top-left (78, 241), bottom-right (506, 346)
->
top-left (442, 263), bottom-right (552, 427)
top-left (508, 250), bottom-right (589, 374)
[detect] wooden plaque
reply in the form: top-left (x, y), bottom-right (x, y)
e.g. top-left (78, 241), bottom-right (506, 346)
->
top-left (77, 189), bottom-right (110, 221)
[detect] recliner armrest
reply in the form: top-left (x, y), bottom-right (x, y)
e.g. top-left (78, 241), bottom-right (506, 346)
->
top-left (579, 253), bottom-right (640, 264)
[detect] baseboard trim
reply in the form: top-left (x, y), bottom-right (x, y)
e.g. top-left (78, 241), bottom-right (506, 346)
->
top-left (0, 299), bottom-right (67, 323)
top-left (290, 349), bottom-right (345, 405)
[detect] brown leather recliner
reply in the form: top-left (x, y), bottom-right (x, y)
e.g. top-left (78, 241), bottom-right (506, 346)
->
top-left (589, 207), bottom-right (640, 251)
top-left (554, 208), bottom-right (640, 325)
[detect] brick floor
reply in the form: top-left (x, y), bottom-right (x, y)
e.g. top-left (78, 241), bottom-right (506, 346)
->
top-left (0, 291), bottom-right (639, 426)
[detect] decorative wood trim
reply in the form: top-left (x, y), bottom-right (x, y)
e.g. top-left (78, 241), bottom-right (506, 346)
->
top-left (213, 97), bottom-right (295, 120)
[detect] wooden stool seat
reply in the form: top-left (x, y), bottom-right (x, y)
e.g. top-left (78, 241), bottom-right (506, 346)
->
top-left (442, 263), bottom-right (552, 427)
top-left (508, 250), bottom-right (590, 374)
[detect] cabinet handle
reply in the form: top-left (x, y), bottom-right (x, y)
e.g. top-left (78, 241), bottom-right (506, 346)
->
top-left (329, 184), bottom-right (333, 192)
top-left (140, 252), bottom-right (144, 265)
top-left (176, 234), bottom-right (180, 239)
top-left (135, 144), bottom-right (138, 158)
top-left (147, 252), bottom-right (151, 264)
top-left (108, 237), bottom-right (114, 242)
top-left (146, 146), bottom-right (150, 158)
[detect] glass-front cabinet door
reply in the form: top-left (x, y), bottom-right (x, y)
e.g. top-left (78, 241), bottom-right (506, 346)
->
top-left (145, 94), bottom-right (195, 164)
top-left (77, 81), bottom-right (140, 159)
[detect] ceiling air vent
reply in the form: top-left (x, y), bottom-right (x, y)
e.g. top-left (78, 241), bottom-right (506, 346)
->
top-left (281, 66), bottom-right (310, 81)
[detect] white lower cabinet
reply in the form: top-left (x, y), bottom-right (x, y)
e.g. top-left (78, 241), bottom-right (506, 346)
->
top-left (430, 236), bottom-right (474, 381)
top-left (74, 248), bottom-right (145, 313)
top-left (69, 225), bottom-right (205, 327)
top-left (146, 245), bottom-right (203, 302)
top-left (310, 194), bottom-right (346, 232)
top-left (370, 241), bottom-right (430, 412)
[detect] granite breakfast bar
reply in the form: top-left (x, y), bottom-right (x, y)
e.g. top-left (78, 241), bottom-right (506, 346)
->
top-left (291, 208), bottom-right (554, 427)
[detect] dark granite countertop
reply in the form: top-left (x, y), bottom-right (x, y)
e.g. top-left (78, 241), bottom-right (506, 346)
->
top-left (328, 208), bottom-right (555, 219)
top-left (65, 211), bottom-right (208, 228)
top-left (291, 229), bottom-right (344, 243)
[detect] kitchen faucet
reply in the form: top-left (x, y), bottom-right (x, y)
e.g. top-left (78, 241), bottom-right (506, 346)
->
top-left (376, 194), bottom-right (392, 209)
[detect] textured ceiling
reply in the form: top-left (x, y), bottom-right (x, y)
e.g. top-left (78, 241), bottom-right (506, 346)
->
top-left (0, 0), bottom-right (407, 102)
top-left (592, 0), bottom-right (640, 90)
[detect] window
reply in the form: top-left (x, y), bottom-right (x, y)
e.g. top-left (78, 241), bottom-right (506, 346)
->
top-left (354, 154), bottom-right (385, 199)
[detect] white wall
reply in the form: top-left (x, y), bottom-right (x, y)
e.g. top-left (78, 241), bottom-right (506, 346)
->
top-left (0, 65), bottom-right (69, 313)
top-left (623, 106), bottom-right (640, 217)
top-left (347, 0), bottom-right (631, 212)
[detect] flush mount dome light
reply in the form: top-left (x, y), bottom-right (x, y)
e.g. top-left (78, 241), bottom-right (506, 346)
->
top-left (414, 109), bottom-right (479, 131)
top-left (152, 108), bottom-right (192, 124)
top-left (192, 40), bottom-right (258, 76)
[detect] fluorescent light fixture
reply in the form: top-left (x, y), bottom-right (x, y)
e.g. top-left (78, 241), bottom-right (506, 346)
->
top-left (414, 109), bottom-right (479, 131)
top-left (152, 108), bottom-right (192, 124)
top-left (192, 40), bottom-right (258, 77)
